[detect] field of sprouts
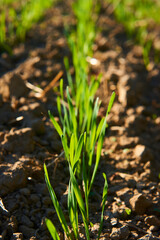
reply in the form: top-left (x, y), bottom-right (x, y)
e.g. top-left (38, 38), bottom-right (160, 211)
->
top-left (0, 0), bottom-right (160, 239)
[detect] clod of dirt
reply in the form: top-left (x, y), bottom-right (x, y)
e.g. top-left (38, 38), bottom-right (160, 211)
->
top-left (1, 128), bottom-right (35, 153)
top-left (19, 102), bottom-right (46, 117)
top-left (134, 145), bottom-right (154, 163)
top-left (0, 73), bottom-right (29, 101)
top-left (129, 193), bottom-right (152, 215)
top-left (0, 161), bottom-right (28, 196)
top-left (30, 118), bottom-right (45, 136)
top-left (110, 225), bottom-right (130, 240)
top-left (18, 225), bottom-right (35, 239)
top-left (117, 73), bottom-right (145, 107)
top-left (145, 215), bottom-right (160, 227)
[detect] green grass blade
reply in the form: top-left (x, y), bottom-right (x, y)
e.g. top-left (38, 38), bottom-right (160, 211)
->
top-left (64, 57), bottom-right (75, 97)
top-left (91, 97), bottom-right (100, 129)
top-left (70, 133), bottom-right (75, 168)
top-left (57, 96), bottom-right (64, 125)
top-left (96, 117), bottom-right (105, 140)
top-left (74, 133), bottom-right (84, 179)
top-left (48, 110), bottom-right (63, 137)
top-left (89, 79), bottom-right (100, 98)
top-left (106, 91), bottom-right (115, 116)
top-left (61, 135), bottom-right (69, 161)
top-left (82, 153), bottom-right (89, 220)
top-left (89, 134), bottom-right (104, 193)
top-left (69, 165), bottom-right (90, 240)
top-left (74, 133), bottom-right (84, 164)
top-left (98, 173), bottom-right (108, 239)
top-left (44, 164), bottom-right (71, 239)
top-left (66, 86), bottom-right (77, 133)
top-left (68, 182), bottom-right (79, 239)
top-left (45, 218), bottom-right (60, 240)
top-left (60, 78), bottom-right (64, 100)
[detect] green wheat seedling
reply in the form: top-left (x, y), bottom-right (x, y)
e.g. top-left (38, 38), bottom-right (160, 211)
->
top-left (45, 0), bottom-right (115, 238)
top-left (108, 0), bottom-right (160, 66)
top-left (46, 92), bottom-right (115, 239)
top-left (44, 135), bottom-right (108, 240)
top-left (64, 0), bottom-right (99, 108)
top-left (0, 0), bottom-right (55, 50)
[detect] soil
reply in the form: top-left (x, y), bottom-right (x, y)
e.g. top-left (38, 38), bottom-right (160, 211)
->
top-left (0, 1), bottom-right (160, 240)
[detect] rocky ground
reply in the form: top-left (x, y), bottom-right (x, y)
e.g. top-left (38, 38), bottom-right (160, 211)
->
top-left (0, 1), bottom-right (160, 240)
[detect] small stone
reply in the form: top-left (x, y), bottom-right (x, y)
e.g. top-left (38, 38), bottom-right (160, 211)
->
top-left (134, 145), bottom-right (153, 163)
top-left (30, 119), bottom-right (45, 136)
top-left (2, 128), bottom-right (34, 153)
top-left (21, 215), bottom-right (34, 228)
top-left (35, 183), bottom-right (48, 195)
top-left (5, 198), bottom-right (18, 212)
top-left (36, 201), bottom-right (41, 208)
top-left (42, 196), bottom-right (52, 207)
top-left (0, 161), bottom-right (27, 196)
top-left (30, 194), bottom-right (40, 203)
top-left (19, 225), bottom-right (35, 239)
top-left (45, 208), bottom-right (55, 216)
top-left (110, 225), bottom-right (130, 240)
top-left (28, 102), bottom-right (46, 117)
top-left (0, 73), bottom-right (28, 101)
top-left (110, 218), bottom-right (118, 226)
top-left (50, 140), bottom-right (62, 152)
top-left (20, 188), bottom-right (31, 196)
top-left (129, 194), bottom-right (152, 214)
top-left (145, 215), bottom-right (160, 227)
top-left (127, 179), bottom-right (136, 188)
top-left (149, 225), bottom-right (159, 232)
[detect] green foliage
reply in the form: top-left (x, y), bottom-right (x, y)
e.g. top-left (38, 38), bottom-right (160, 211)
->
top-left (45, 0), bottom-right (115, 239)
top-left (108, 0), bottom-right (160, 66)
top-left (0, 0), bottom-right (55, 50)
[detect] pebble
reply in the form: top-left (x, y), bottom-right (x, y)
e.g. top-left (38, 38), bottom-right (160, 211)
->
top-left (36, 201), bottom-right (41, 208)
top-left (21, 215), bottom-right (34, 228)
top-left (45, 208), bottom-right (55, 216)
top-left (1, 128), bottom-right (34, 153)
top-left (129, 193), bottom-right (152, 214)
top-left (35, 183), bottom-right (48, 195)
top-left (149, 225), bottom-right (159, 232)
top-left (30, 194), bottom-right (40, 203)
top-left (42, 196), bottom-right (52, 207)
top-left (110, 225), bottom-right (130, 240)
top-left (19, 188), bottom-right (31, 196)
top-left (110, 218), bottom-right (118, 226)
top-left (19, 225), bottom-right (35, 239)
top-left (30, 119), bottom-right (45, 136)
top-left (134, 145), bottom-right (153, 163)
top-left (145, 215), bottom-right (160, 226)
top-left (127, 179), bottom-right (136, 188)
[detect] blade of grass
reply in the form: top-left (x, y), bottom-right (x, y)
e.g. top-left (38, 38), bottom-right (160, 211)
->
top-left (48, 110), bottom-right (63, 137)
top-left (106, 91), bottom-right (115, 116)
top-left (69, 164), bottom-right (90, 240)
top-left (44, 164), bottom-right (71, 239)
top-left (89, 133), bottom-right (104, 194)
top-left (98, 173), bottom-right (108, 239)
top-left (68, 182), bottom-right (79, 239)
top-left (45, 218), bottom-right (60, 240)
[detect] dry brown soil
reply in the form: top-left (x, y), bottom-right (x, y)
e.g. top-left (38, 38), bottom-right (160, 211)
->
top-left (0, 1), bottom-right (160, 240)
